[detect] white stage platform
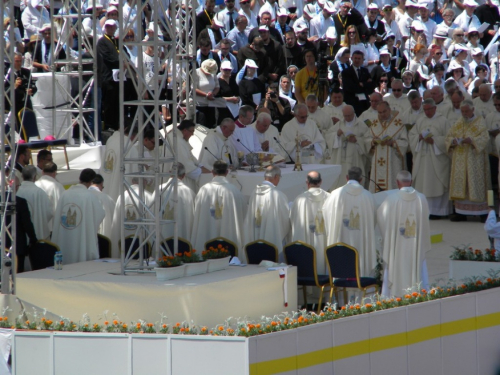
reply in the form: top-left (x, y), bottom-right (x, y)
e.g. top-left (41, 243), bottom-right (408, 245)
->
top-left (16, 261), bottom-right (297, 327)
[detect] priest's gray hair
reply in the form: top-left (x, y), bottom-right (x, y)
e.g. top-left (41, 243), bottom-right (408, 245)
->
top-left (257, 112), bottom-right (272, 123)
top-left (294, 103), bottom-right (307, 112)
top-left (238, 105), bottom-right (254, 118)
top-left (422, 98), bottom-right (436, 107)
top-left (407, 90), bottom-right (421, 101)
top-left (444, 79), bottom-right (457, 92)
top-left (347, 166), bottom-right (362, 181)
top-left (479, 83), bottom-right (492, 93)
top-left (21, 165), bottom-right (37, 182)
top-left (396, 170), bottom-right (412, 182)
top-left (264, 165), bottom-right (281, 179)
top-left (177, 162), bottom-right (186, 177)
top-left (432, 86), bottom-right (444, 95)
top-left (306, 94), bottom-right (318, 102)
top-left (460, 99), bottom-right (474, 110)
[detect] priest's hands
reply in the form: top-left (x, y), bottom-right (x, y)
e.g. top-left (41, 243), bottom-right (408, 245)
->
top-left (337, 129), bottom-right (343, 136)
top-left (462, 137), bottom-right (473, 145)
top-left (300, 140), bottom-right (312, 147)
top-left (347, 135), bottom-right (357, 143)
top-left (332, 117), bottom-right (340, 124)
top-left (382, 139), bottom-right (394, 147)
top-left (261, 140), bottom-right (269, 151)
top-left (489, 129), bottom-right (500, 137)
top-left (424, 137), bottom-right (434, 144)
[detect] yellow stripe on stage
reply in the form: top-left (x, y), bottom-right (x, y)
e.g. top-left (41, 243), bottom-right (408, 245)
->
top-left (249, 312), bottom-right (500, 375)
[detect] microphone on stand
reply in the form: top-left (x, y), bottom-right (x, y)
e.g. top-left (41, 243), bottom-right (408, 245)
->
top-left (204, 147), bottom-right (220, 162)
top-left (273, 137), bottom-right (295, 164)
top-left (362, 175), bottom-right (385, 192)
top-left (236, 139), bottom-right (256, 157)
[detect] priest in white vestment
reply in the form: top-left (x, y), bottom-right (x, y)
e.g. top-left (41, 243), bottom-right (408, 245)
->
top-left (377, 171), bottom-right (430, 297)
top-left (52, 169), bottom-right (105, 264)
top-left (191, 161), bottom-right (246, 252)
top-left (165, 120), bottom-right (211, 192)
top-left (306, 94), bottom-right (334, 151)
top-left (358, 92), bottom-right (382, 127)
top-left (153, 163), bottom-right (195, 243)
top-left (323, 167), bottom-right (377, 277)
top-left (472, 84), bottom-right (495, 120)
top-left (34, 162), bottom-right (64, 227)
top-left (250, 113), bottom-right (285, 158)
top-left (88, 174), bottom-right (115, 240)
top-left (328, 105), bottom-right (372, 189)
top-left (384, 80), bottom-right (408, 115)
top-left (111, 179), bottom-right (154, 259)
top-left (446, 100), bottom-right (490, 221)
top-left (17, 166), bottom-right (53, 240)
top-left (101, 127), bottom-right (140, 203)
top-left (280, 104), bottom-right (326, 164)
top-left (409, 98), bottom-right (452, 217)
top-left (290, 171), bottom-right (330, 273)
top-left (230, 105), bottom-right (262, 157)
top-left (368, 101), bottom-right (409, 193)
top-left (486, 93), bottom-right (500, 161)
top-left (444, 90), bottom-right (465, 127)
top-left (401, 90), bottom-right (423, 128)
top-left (198, 119), bottom-right (239, 170)
top-left (323, 89), bottom-right (346, 125)
top-left (244, 166), bottom-right (291, 258)
top-left (431, 86), bottom-right (451, 118)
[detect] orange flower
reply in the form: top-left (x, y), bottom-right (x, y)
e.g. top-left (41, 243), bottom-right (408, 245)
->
top-left (113, 320), bottom-right (118, 325)
top-left (396, 297), bottom-right (402, 302)
top-left (271, 321), bottom-right (278, 326)
top-left (175, 322), bottom-right (180, 327)
top-left (487, 278), bottom-right (493, 283)
top-left (218, 326), bottom-right (224, 331)
top-left (365, 303), bottom-right (372, 309)
top-left (376, 301), bottom-right (382, 306)
top-left (218, 244), bottom-right (223, 249)
top-left (46, 320), bottom-right (53, 325)
top-left (405, 294), bottom-right (411, 299)
top-left (147, 323), bottom-right (153, 328)
top-left (341, 306), bottom-right (346, 310)
top-left (180, 328), bottom-right (185, 333)
top-left (247, 324), bottom-right (255, 329)
top-left (104, 321), bottom-right (109, 325)
top-left (334, 311), bottom-right (339, 315)
top-left (319, 312), bottom-right (325, 317)
top-left (476, 280), bottom-right (483, 286)
top-left (41, 318), bottom-right (46, 322)
top-left (84, 323), bottom-right (89, 328)
top-left (256, 323), bottom-right (261, 329)
top-left (412, 292), bottom-right (419, 297)
top-left (162, 324), bottom-right (167, 329)
top-left (298, 316), bottom-right (304, 323)
top-left (185, 328), bottom-right (190, 333)
top-left (25, 320), bottom-right (30, 325)
top-left (136, 323), bottom-right (142, 329)
top-left (421, 289), bottom-right (427, 294)
top-left (201, 327), bottom-right (207, 332)
top-left (122, 324), bottom-right (128, 329)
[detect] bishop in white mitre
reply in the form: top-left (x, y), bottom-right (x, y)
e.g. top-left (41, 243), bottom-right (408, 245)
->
top-left (244, 166), bottom-right (291, 258)
top-left (111, 179), bottom-right (154, 259)
top-left (191, 161), bottom-right (246, 252)
top-left (101, 128), bottom-right (140, 203)
top-left (198, 119), bottom-right (239, 170)
top-left (322, 167), bottom-right (377, 276)
top-left (34, 162), bottom-right (64, 230)
top-left (408, 98), bottom-right (452, 217)
top-left (368, 101), bottom-right (408, 193)
top-left (153, 163), bottom-right (196, 243)
top-left (52, 169), bottom-right (105, 264)
top-left (88, 174), bottom-right (116, 239)
top-left (378, 171), bottom-right (430, 297)
top-left (17, 166), bottom-right (53, 240)
top-left (328, 105), bottom-right (372, 189)
top-left (290, 171), bottom-right (330, 273)
top-left (280, 104), bottom-right (326, 164)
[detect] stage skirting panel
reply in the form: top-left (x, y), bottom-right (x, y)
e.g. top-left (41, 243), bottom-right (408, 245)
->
top-left (16, 261), bottom-right (297, 328)
top-left (11, 287), bottom-right (500, 375)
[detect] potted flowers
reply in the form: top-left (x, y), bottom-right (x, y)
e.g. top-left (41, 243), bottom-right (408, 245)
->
top-left (181, 250), bottom-right (208, 277)
top-left (203, 245), bottom-right (231, 272)
top-left (154, 255), bottom-right (185, 281)
top-left (449, 244), bottom-right (500, 280)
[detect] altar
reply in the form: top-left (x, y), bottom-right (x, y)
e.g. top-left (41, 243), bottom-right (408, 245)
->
top-left (199, 164), bottom-right (342, 201)
top-left (16, 261), bottom-right (297, 327)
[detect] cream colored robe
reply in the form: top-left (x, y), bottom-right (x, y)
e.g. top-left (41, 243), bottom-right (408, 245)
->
top-left (280, 118), bottom-right (326, 164)
top-left (378, 187), bottom-right (430, 297)
top-left (35, 174), bottom-right (64, 230)
top-left (89, 187), bottom-right (115, 240)
top-left (249, 122), bottom-right (285, 158)
top-left (473, 96), bottom-right (495, 120)
top-left (484, 110), bottom-right (500, 157)
top-left (290, 187), bottom-right (330, 274)
top-left (322, 180), bottom-right (377, 276)
top-left (328, 118), bottom-right (372, 189)
top-left (409, 113), bottom-right (451, 198)
top-left (445, 115), bottom-right (490, 202)
top-left (198, 127), bottom-right (238, 170)
top-left (368, 114), bottom-right (409, 193)
top-left (17, 181), bottom-right (53, 240)
top-left (383, 93), bottom-right (408, 115)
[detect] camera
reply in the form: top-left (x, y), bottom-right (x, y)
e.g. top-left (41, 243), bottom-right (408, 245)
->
top-left (270, 92), bottom-right (277, 99)
top-left (19, 77), bottom-right (38, 95)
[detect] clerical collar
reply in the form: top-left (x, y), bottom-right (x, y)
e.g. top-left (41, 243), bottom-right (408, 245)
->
top-left (235, 119), bottom-right (246, 128)
top-left (465, 114), bottom-right (477, 122)
top-left (262, 180), bottom-right (276, 187)
top-left (89, 186), bottom-right (100, 192)
top-left (347, 180), bottom-right (360, 185)
top-left (400, 186), bottom-right (414, 193)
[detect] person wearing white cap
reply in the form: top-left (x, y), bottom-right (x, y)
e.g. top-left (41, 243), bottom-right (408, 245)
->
top-left (469, 49), bottom-right (488, 79)
top-left (427, 63), bottom-right (447, 90)
top-left (381, 4), bottom-right (403, 48)
top-left (196, 59), bottom-right (220, 127)
top-left (310, 1), bottom-right (337, 40)
top-left (21, 0), bottom-right (50, 39)
top-left (32, 23), bottom-right (67, 73)
top-left (447, 28), bottom-right (467, 59)
top-left (364, 3), bottom-right (386, 42)
top-left (248, 11), bottom-right (284, 46)
top-left (275, 8), bottom-right (292, 43)
top-left (293, 4), bottom-right (315, 39)
top-left (453, 0), bottom-right (481, 33)
top-left (404, 20), bottom-right (426, 58)
top-left (446, 61), bottom-right (469, 93)
top-left (257, 24), bottom-right (285, 84)
top-left (451, 45), bottom-right (473, 86)
top-left (82, 3), bottom-right (104, 38)
top-left (397, 0), bottom-right (420, 44)
top-left (218, 38), bottom-right (238, 74)
top-left (294, 23), bottom-right (318, 52)
top-left (371, 47), bottom-right (398, 86)
top-left (429, 27), bottom-right (450, 63)
top-left (100, 6), bottom-right (119, 29)
top-left (415, 0), bottom-right (437, 48)
top-left (217, 59), bottom-right (240, 122)
top-left (239, 59), bottom-right (266, 107)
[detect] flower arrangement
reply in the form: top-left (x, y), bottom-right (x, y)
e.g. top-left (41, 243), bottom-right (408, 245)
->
top-left (202, 244), bottom-right (230, 260)
top-left (12, 274), bottom-right (500, 337)
top-left (156, 255), bottom-right (183, 268)
top-left (450, 244), bottom-right (499, 262)
top-left (179, 249), bottom-right (203, 263)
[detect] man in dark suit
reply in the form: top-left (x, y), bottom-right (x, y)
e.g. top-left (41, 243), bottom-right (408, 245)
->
top-left (342, 50), bottom-right (374, 116)
top-left (2, 177), bottom-right (38, 273)
top-left (196, 0), bottom-right (216, 38)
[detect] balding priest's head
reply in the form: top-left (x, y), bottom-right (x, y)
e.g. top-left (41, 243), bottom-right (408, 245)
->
top-left (306, 171), bottom-right (322, 189)
top-left (264, 165), bottom-right (281, 187)
top-left (346, 166), bottom-right (362, 184)
top-left (212, 161), bottom-right (229, 177)
top-left (396, 170), bottom-right (412, 189)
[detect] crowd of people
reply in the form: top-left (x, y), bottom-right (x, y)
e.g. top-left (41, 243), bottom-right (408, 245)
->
top-left (5, 0), bottom-right (500, 298)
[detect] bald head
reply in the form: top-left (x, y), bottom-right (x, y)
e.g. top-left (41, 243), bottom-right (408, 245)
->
top-left (479, 83), bottom-right (492, 102)
top-left (306, 171), bottom-right (322, 187)
top-left (342, 105), bottom-right (355, 122)
top-left (370, 92), bottom-right (383, 110)
top-left (391, 79), bottom-right (403, 98)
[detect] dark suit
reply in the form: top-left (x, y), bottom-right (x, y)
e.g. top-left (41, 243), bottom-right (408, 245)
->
top-left (329, 60), bottom-right (350, 88)
top-left (342, 65), bottom-right (374, 116)
top-left (333, 9), bottom-right (368, 48)
top-left (4, 66), bottom-right (35, 131)
top-left (196, 10), bottom-right (215, 38)
top-left (248, 26), bottom-right (284, 46)
top-left (33, 42), bottom-right (67, 73)
top-left (97, 34), bottom-right (120, 130)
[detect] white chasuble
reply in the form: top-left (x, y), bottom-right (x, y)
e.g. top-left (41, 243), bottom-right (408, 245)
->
top-left (17, 181), bottom-right (53, 240)
top-left (35, 175), bottom-right (65, 217)
top-left (368, 114), bottom-right (408, 193)
top-left (89, 187), bottom-right (115, 239)
top-left (52, 184), bottom-right (105, 264)
top-left (191, 176), bottom-right (246, 252)
top-left (244, 182), bottom-right (291, 257)
top-left (198, 128), bottom-right (238, 171)
top-left (280, 118), bottom-right (326, 163)
top-left (323, 181), bottom-right (377, 276)
top-left (290, 187), bottom-right (330, 274)
top-left (377, 187), bottom-right (430, 297)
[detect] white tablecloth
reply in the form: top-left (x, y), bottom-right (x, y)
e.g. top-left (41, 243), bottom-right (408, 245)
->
top-left (199, 164), bottom-right (342, 201)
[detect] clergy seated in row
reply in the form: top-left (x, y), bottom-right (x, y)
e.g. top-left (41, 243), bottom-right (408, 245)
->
top-left (290, 171), bottom-right (330, 274)
top-left (368, 101), bottom-right (408, 193)
top-left (378, 171), bottom-right (430, 297)
top-left (52, 169), bottom-right (105, 265)
top-left (328, 105), bottom-right (372, 190)
top-left (191, 161), bottom-right (246, 252)
top-left (198, 118), bottom-right (238, 171)
top-left (153, 163), bottom-right (195, 243)
top-left (17, 166), bottom-right (53, 241)
top-left (244, 165), bottom-right (291, 259)
top-left (88, 174), bottom-right (115, 240)
top-left (111, 177), bottom-right (153, 259)
top-left (408, 98), bottom-right (452, 219)
top-left (280, 103), bottom-right (326, 165)
top-left (445, 99), bottom-right (490, 222)
top-left (323, 167), bottom-right (377, 277)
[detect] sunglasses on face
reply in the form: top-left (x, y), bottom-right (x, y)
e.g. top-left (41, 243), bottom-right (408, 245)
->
top-left (348, 31), bottom-right (356, 35)
top-left (380, 79), bottom-right (388, 82)
top-left (435, 52), bottom-right (443, 55)
top-left (455, 34), bottom-right (464, 37)
top-left (392, 89), bottom-right (402, 92)
top-left (384, 7), bottom-right (393, 11)
top-left (469, 33), bottom-right (479, 37)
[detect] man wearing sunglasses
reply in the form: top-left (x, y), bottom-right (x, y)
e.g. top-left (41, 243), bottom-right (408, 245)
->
top-left (385, 79), bottom-right (408, 115)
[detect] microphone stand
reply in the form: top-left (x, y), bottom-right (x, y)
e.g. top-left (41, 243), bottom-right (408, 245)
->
top-left (362, 174), bottom-right (385, 192)
top-left (273, 137), bottom-right (295, 164)
top-left (236, 139), bottom-right (258, 172)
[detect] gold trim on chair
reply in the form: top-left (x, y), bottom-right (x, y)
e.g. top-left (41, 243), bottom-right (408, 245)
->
top-left (161, 237), bottom-right (192, 255)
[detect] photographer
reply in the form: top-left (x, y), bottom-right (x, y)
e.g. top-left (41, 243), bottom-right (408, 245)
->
top-left (259, 83), bottom-right (292, 131)
top-left (4, 52), bottom-right (37, 131)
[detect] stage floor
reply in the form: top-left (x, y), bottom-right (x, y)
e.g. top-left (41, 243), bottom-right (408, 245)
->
top-left (16, 260), bottom-right (297, 328)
